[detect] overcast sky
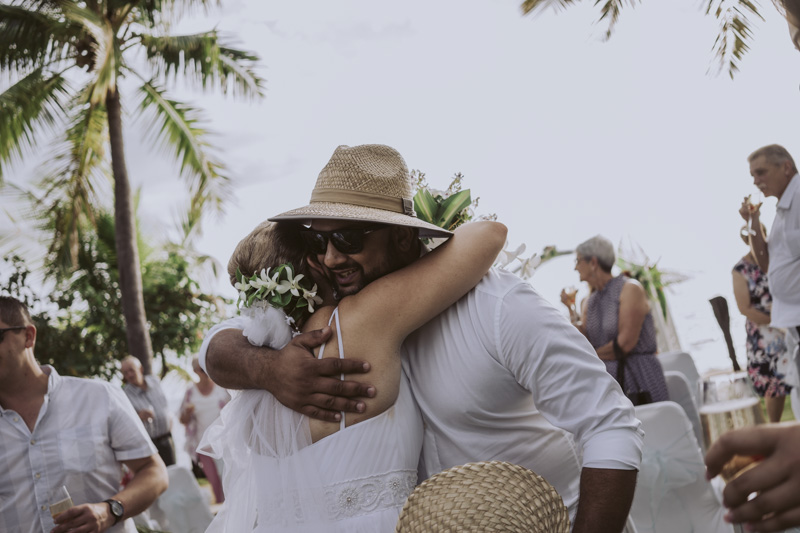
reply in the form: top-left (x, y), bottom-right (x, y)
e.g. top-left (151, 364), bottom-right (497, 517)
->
top-left (3, 0), bottom-right (799, 374)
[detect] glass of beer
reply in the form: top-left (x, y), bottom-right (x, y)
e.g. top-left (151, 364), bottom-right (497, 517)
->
top-left (699, 371), bottom-right (765, 481)
top-left (49, 485), bottom-right (73, 518)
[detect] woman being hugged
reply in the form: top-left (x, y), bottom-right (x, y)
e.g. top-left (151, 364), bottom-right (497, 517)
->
top-left (561, 235), bottom-right (668, 404)
top-left (202, 218), bottom-right (506, 532)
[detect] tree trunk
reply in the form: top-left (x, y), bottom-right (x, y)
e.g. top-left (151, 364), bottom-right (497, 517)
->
top-left (107, 88), bottom-right (154, 375)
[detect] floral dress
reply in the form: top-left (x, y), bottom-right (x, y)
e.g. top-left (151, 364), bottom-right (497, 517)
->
top-left (733, 259), bottom-right (792, 398)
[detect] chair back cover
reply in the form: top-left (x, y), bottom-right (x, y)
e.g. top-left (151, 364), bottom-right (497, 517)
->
top-left (664, 371), bottom-right (705, 453)
top-left (395, 461), bottom-right (569, 532)
top-left (630, 402), bottom-right (733, 533)
top-left (658, 351), bottom-right (701, 407)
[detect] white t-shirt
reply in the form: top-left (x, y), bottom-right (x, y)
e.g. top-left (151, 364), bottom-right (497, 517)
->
top-left (768, 173), bottom-right (800, 328)
top-left (199, 269), bottom-right (644, 523)
top-left (0, 366), bottom-right (156, 533)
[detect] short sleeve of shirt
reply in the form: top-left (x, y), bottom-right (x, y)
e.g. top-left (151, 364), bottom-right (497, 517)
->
top-left (494, 282), bottom-right (644, 470)
top-left (106, 384), bottom-right (157, 462)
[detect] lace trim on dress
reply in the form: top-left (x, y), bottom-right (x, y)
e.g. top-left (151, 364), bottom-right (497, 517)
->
top-left (256, 469), bottom-right (417, 525)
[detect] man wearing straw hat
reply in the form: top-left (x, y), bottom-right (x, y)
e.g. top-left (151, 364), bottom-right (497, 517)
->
top-left (199, 144), bottom-right (644, 532)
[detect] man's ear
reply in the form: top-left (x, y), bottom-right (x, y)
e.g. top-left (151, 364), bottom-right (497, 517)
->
top-left (392, 226), bottom-right (418, 253)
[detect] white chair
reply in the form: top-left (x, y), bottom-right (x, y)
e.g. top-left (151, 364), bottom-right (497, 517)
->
top-left (664, 371), bottom-right (705, 453)
top-left (630, 402), bottom-right (732, 533)
top-left (658, 351), bottom-right (701, 407)
top-left (150, 465), bottom-right (214, 533)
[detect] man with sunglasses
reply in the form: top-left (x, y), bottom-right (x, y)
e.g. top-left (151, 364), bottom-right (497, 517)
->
top-left (0, 295), bottom-right (168, 533)
top-left (199, 144), bottom-right (643, 532)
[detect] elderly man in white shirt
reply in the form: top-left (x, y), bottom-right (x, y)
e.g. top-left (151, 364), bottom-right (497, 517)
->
top-left (0, 295), bottom-right (168, 533)
top-left (200, 144), bottom-right (643, 532)
top-left (707, 141), bottom-right (800, 532)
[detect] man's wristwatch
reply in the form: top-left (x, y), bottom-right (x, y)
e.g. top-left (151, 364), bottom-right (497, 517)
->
top-left (103, 499), bottom-right (124, 525)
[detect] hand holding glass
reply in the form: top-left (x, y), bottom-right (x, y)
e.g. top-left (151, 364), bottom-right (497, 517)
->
top-left (699, 371), bottom-right (765, 481)
top-left (49, 485), bottom-right (73, 518)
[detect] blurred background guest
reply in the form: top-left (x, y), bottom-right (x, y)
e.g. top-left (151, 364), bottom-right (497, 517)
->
top-left (121, 356), bottom-right (176, 466)
top-left (179, 356), bottom-right (230, 504)
top-left (562, 235), bottom-right (668, 404)
top-left (732, 223), bottom-right (792, 422)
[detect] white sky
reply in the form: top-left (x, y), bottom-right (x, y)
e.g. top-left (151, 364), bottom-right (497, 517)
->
top-left (3, 0), bottom-right (800, 374)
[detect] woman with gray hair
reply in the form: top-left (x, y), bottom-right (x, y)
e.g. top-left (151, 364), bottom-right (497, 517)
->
top-left (561, 235), bottom-right (668, 405)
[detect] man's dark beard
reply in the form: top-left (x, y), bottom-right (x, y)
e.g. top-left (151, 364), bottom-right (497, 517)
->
top-left (331, 244), bottom-right (408, 301)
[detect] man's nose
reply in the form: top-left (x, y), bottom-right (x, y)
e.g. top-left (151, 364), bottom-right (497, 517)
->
top-left (322, 241), bottom-right (348, 268)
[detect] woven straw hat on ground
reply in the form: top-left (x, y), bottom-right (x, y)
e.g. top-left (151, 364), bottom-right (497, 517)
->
top-left (395, 461), bottom-right (570, 533)
top-left (269, 144), bottom-right (453, 238)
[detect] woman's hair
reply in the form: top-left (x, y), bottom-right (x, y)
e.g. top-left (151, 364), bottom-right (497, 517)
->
top-left (575, 235), bottom-right (615, 273)
top-left (740, 223), bottom-right (767, 246)
top-left (227, 221), bottom-right (309, 287)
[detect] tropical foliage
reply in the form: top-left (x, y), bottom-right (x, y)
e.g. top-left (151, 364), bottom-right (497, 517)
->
top-left (0, 210), bottom-right (227, 380)
top-left (0, 0), bottom-right (264, 374)
top-left (520, 0), bottom-right (765, 78)
top-left (412, 172), bottom-right (572, 278)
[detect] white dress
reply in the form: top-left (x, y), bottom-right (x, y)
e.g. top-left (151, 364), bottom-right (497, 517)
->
top-left (201, 307), bottom-right (423, 532)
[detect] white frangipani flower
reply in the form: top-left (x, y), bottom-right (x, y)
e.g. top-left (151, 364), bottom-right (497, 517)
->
top-left (285, 267), bottom-right (305, 297)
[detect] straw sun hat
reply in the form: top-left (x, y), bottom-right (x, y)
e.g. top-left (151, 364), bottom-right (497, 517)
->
top-left (395, 461), bottom-right (571, 533)
top-left (269, 144), bottom-right (453, 238)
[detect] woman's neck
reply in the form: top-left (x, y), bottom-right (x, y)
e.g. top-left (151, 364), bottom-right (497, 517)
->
top-left (196, 378), bottom-right (214, 395)
top-left (591, 271), bottom-right (614, 292)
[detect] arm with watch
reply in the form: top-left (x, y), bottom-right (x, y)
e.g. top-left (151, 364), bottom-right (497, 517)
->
top-left (51, 454), bottom-right (168, 533)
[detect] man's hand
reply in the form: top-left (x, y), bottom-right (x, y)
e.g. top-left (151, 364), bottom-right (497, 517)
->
top-left (50, 503), bottom-right (113, 533)
top-left (269, 328), bottom-right (376, 422)
top-left (705, 423), bottom-right (800, 532)
top-left (206, 327), bottom-right (375, 422)
top-left (739, 197), bottom-right (752, 222)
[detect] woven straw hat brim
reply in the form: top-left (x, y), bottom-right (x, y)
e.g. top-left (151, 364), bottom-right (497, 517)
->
top-left (395, 461), bottom-right (570, 533)
top-left (270, 202), bottom-right (453, 239)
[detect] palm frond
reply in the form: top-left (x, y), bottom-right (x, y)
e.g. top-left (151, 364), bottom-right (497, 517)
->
top-left (0, 68), bottom-right (70, 181)
top-left (131, 0), bottom-right (220, 29)
top-left (0, 5), bottom-right (78, 72)
top-left (520, 0), bottom-right (581, 16)
top-left (138, 81), bottom-right (231, 223)
top-left (139, 32), bottom-right (264, 98)
top-left (60, 2), bottom-right (119, 102)
top-left (35, 88), bottom-right (111, 272)
top-left (707, 0), bottom-right (763, 78)
top-left (596, 0), bottom-right (640, 40)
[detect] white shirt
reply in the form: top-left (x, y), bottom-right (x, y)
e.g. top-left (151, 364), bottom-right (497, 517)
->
top-left (0, 366), bottom-right (156, 533)
top-left (401, 269), bottom-right (643, 521)
top-left (768, 173), bottom-right (800, 328)
top-left (199, 269), bottom-right (644, 523)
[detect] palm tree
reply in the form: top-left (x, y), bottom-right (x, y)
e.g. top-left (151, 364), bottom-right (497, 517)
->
top-left (0, 0), bottom-right (264, 374)
top-left (520, 0), bottom-right (764, 78)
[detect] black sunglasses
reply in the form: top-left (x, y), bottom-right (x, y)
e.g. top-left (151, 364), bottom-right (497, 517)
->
top-left (300, 224), bottom-right (387, 255)
top-left (0, 326), bottom-right (26, 343)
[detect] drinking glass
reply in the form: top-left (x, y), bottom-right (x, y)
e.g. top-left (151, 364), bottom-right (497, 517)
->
top-left (699, 371), bottom-right (765, 481)
top-left (49, 485), bottom-right (73, 518)
top-left (564, 286), bottom-right (578, 308)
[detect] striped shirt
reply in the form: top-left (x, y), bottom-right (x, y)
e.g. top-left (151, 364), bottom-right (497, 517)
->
top-left (122, 375), bottom-right (171, 438)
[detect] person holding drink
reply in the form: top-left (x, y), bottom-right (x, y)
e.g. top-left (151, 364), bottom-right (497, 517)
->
top-left (706, 137), bottom-right (800, 531)
top-left (0, 295), bottom-right (168, 533)
top-left (561, 235), bottom-right (668, 405)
